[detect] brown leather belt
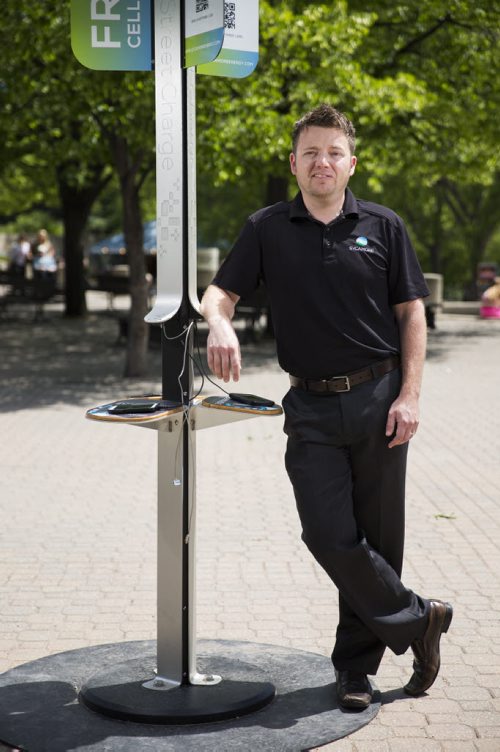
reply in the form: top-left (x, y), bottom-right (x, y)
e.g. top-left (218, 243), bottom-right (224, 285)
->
top-left (289, 355), bottom-right (400, 394)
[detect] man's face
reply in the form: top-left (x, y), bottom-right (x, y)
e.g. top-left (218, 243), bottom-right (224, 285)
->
top-left (289, 126), bottom-right (356, 202)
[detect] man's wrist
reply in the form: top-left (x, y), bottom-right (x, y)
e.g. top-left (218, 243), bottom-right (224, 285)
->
top-left (398, 385), bottom-right (421, 400)
top-left (206, 313), bottom-right (231, 327)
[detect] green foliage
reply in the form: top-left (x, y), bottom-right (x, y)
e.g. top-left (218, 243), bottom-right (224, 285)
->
top-left (1, 0), bottom-right (499, 297)
top-left (0, 3), bottom-right (155, 228)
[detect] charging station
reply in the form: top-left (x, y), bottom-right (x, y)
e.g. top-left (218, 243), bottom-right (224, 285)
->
top-left (76, 0), bottom-right (282, 723)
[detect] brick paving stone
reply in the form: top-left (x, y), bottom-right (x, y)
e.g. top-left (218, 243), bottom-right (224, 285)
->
top-left (351, 723), bottom-right (395, 741)
top-left (389, 741), bottom-right (442, 751)
top-left (461, 712), bottom-right (500, 726)
top-left (412, 698), bottom-right (462, 714)
top-left (427, 724), bottom-right (477, 740)
top-left (379, 710), bottom-right (427, 727)
top-left (460, 702), bottom-right (496, 713)
top-left (391, 726), bottom-right (431, 738)
top-left (475, 728), bottom-right (500, 738)
top-left (475, 741), bottom-right (500, 751)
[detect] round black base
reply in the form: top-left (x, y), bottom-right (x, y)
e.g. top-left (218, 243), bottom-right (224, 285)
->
top-left (0, 640), bottom-right (381, 752)
top-left (80, 655), bottom-right (275, 724)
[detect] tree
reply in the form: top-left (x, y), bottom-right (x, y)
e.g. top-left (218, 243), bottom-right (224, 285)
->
top-left (84, 73), bottom-right (156, 376)
top-left (0, 6), bottom-right (112, 317)
top-left (57, 161), bottom-right (112, 316)
top-left (0, 3), bottom-right (156, 374)
top-left (347, 0), bottom-right (500, 291)
top-left (198, 5), bottom-right (431, 172)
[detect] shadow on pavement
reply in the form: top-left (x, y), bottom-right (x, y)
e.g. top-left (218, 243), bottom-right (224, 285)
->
top-left (426, 316), bottom-right (500, 361)
top-left (0, 311), bottom-right (279, 413)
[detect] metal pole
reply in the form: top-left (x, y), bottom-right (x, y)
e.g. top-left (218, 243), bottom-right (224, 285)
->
top-left (148, 1), bottom-right (203, 689)
top-left (144, 0), bottom-right (190, 689)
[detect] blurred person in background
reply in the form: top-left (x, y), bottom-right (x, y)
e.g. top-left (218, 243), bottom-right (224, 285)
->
top-left (31, 229), bottom-right (57, 281)
top-left (8, 233), bottom-right (31, 280)
top-left (480, 275), bottom-right (500, 319)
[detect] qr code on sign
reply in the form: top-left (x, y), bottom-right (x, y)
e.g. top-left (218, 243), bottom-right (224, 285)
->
top-left (196, 1), bottom-right (209, 11)
top-left (224, 2), bottom-right (236, 29)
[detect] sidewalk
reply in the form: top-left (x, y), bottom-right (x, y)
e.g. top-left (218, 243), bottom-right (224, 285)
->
top-left (1, 298), bottom-right (499, 751)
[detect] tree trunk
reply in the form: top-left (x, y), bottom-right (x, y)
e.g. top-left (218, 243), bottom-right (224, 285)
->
top-left (442, 174), bottom-right (500, 299)
top-left (110, 135), bottom-right (150, 378)
top-left (57, 171), bottom-right (107, 317)
top-left (428, 183), bottom-right (445, 274)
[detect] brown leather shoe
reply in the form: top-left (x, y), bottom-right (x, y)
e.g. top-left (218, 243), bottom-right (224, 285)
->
top-left (335, 669), bottom-right (373, 710)
top-left (404, 599), bottom-right (453, 696)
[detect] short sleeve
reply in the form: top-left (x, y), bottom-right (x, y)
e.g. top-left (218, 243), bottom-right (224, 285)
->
top-left (387, 216), bottom-right (429, 305)
top-left (212, 218), bottom-right (262, 298)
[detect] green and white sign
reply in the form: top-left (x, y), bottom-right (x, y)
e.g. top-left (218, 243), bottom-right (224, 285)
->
top-left (71, 0), bottom-right (153, 71)
top-left (197, 0), bottom-right (259, 78)
top-left (184, 0), bottom-right (224, 68)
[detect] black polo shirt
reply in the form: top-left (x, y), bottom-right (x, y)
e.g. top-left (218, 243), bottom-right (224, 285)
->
top-left (213, 188), bottom-right (429, 378)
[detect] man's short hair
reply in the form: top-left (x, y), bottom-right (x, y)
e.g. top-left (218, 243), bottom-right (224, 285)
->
top-left (292, 104), bottom-right (356, 155)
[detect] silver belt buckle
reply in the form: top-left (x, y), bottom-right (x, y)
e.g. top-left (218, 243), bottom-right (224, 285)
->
top-left (330, 376), bottom-right (351, 392)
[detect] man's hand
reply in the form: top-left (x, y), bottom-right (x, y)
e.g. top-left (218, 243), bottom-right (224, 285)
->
top-left (386, 394), bottom-right (419, 448)
top-left (207, 318), bottom-right (241, 382)
top-left (387, 298), bottom-right (426, 448)
top-left (200, 284), bottom-right (242, 383)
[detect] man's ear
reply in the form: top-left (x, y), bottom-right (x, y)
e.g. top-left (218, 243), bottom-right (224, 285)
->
top-left (289, 152), bottom-right (297, 175)
top-left (349, 155), bottom-right (357, 176)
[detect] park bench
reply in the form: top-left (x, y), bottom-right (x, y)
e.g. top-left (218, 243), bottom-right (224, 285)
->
top-left (89, 268), bottom-right (154, 310)
top-left (0, 270), bottom-right (58, 319)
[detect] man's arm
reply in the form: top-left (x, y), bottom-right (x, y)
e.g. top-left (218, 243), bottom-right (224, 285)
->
top-left (386, 297), bottom-right (427, 448)
top-left (200, 284), bottom-right (242, 382)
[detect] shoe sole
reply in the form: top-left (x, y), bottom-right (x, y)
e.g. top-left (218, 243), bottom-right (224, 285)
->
top-left (338, 696), bottom-right (372, 710)
top-left (404, 602), bottom-right (453, 697)
top-left (339, 701), bottom-right (371, 710)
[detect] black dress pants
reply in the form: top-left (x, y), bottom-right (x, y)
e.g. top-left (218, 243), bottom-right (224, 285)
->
top-left (283, 368), bottom-right (429, 675)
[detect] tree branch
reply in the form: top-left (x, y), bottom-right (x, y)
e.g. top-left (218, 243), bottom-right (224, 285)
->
top-left (373, 15), bottom-right (453, 74)
top-left (440, 179), bottom-right (472, 223)
top-left (0, 202), bottom-right (61, 224)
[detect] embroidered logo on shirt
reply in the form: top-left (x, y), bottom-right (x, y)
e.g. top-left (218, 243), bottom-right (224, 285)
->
top-left (348, 236), bottom-right (375, 252)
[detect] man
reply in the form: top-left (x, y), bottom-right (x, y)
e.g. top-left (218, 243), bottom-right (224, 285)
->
top-left (200, 104), bottom-right (452, 710)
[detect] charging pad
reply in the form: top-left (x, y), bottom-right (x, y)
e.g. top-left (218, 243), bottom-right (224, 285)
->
top-left (86, 397), bottom-right (183, 424)
top-left (201, 396), bottom-right (282, 415)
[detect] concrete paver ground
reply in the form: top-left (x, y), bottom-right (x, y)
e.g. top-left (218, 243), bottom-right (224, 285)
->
top-left (1, 296), bottom-right (499, 751)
